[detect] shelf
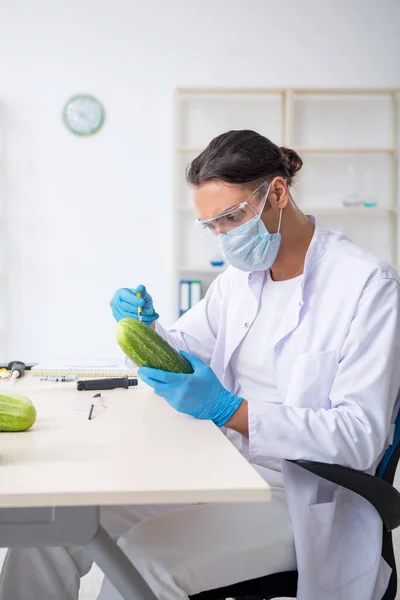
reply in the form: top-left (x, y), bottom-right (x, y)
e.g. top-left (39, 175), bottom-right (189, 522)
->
top-left (177, 87), bottom-right (285, 96)
top-left (176, 204), bottom-right (397, 216)
top-left (292, 88), bottom-right (400, 96)
top-left (174, 87), bottom-right (400, 311)
top-left (178, 147), bottom-right (396, 155)
top-left (178, 206), bottom-right (396, 216)
top-left (177, 87), bottom-right (400, 97)
top-left (303, 207), bottom-right (396, 216)
top-left (176, 206), bottom-right (395, 217)
top-left (178, 265), bottom-right (227, 274)
top-left (296, 147), bottom-right (395, 154)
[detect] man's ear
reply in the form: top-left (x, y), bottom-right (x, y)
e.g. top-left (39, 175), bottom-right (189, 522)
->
top-left (269, 177), bottom-right (290, 209)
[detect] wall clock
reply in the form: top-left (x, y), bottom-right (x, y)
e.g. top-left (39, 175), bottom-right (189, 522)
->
top-left (63, 94), bottom-right (105, 136)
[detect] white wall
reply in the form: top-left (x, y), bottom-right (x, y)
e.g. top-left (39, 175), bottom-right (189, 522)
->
top-left (0, 0), bottom-right (399, 362)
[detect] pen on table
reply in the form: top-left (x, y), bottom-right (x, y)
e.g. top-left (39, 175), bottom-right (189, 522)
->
top-left (40, 375), bottom-right (76, 382)
top-left (136, 291), bottom-right (143, 322)
top-left (88, 393), bottom-right (102, 420)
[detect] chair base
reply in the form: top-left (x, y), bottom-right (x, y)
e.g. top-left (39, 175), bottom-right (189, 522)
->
top-left (189, 570), bottom-right (298, 600)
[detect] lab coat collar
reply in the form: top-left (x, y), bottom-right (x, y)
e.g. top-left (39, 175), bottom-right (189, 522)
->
top-left (271, 216), bottom-right (330, 347)
top-left (301, 216), bottom-right (330, 284)
top-left (223, 217), bottom-right (329, 370)
top-left (260, 216), bottom-right (329, 349)
top-left (246, 216), bottom-right (329, 286)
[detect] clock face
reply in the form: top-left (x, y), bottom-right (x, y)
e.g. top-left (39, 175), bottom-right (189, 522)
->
top-left (63, 94), bottom-right (105, 136)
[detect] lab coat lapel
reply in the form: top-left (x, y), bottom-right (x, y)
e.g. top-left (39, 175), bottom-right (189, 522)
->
top-left (223, 271), bottom-right (264, 372)
top-left (223, 217), bottom-right (327, 372)
top-left (271, 218), bottom-right (328, 348)
top-left (270, 282), bottom-right (304, 348)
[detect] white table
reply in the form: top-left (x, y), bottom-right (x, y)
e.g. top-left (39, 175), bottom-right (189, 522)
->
top-left (0, 374), bottom-right (270, 599)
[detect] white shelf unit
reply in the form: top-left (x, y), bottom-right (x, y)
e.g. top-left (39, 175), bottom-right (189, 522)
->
top-left (173, 87), bottom-right (400, 318)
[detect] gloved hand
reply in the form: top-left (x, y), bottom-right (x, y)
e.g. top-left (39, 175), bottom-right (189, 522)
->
top-left (110, 284), bottom-right (159, 325)
top-left (139, 351), bottom-right (243, 427)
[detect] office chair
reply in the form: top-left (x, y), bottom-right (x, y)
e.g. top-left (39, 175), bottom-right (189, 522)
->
top-left (189, 410), bottom-right (400, 600)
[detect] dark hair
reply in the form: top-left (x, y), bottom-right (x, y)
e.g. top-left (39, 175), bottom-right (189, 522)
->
top-left (186, 130), bottom-right (303, 189)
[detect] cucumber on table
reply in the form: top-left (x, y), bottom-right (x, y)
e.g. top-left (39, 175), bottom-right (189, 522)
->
top-left (116, 318), bottom-right (194, 374)
top-left (0, 393), bottom-right (36, 432)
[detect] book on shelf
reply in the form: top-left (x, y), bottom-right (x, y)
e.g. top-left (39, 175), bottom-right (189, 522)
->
top-left (179, 280), bottom-right (202, 316)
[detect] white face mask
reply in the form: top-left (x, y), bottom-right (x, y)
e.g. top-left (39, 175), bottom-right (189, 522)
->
top-left (218, 208), bottom-right (282, 272)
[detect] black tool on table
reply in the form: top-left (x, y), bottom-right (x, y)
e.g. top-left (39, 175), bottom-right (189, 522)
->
top-left (77, 377), bottom-right (138, 391)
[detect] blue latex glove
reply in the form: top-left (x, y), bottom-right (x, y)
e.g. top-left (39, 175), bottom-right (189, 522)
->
top-left (110, 284), bottom-right (159, 325)
top-left (139, 351), bottom-right (243, 427)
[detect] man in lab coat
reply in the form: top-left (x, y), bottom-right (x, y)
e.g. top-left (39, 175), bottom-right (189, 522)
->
top-left (1, 129), bottom-right (400, 600)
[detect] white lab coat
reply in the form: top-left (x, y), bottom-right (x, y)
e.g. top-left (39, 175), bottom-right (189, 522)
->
top-left (155, 218), bottom-right (400, 600)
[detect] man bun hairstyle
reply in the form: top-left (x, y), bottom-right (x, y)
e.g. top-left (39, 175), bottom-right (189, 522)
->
top-left (279, 146), bottom-right (303, 182)
top-left (186, 130), bottom-right (303, 188)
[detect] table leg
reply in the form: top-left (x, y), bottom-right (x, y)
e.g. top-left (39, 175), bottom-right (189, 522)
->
top-left (85, 525), bottom-right (158, 600)
top-left (0, 506), bottom-right (158, 600)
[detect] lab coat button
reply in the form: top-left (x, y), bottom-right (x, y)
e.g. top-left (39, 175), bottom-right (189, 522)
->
top-left (248, 274), bottom-right (252, 280)
top-left (244, 322), bottom-right (249, 328)
top-left (299, 300), bottom-right (304, 307)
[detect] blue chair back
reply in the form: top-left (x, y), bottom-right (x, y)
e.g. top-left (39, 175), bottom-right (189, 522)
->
top-left (376, 406), bottom-right (400, 482)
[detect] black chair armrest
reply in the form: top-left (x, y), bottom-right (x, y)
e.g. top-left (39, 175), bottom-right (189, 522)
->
top-left (288, 460), bottom-right (400, 532)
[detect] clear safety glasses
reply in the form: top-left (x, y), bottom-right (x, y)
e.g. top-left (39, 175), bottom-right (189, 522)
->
top-left (195, 181), bottom-right (270, 238)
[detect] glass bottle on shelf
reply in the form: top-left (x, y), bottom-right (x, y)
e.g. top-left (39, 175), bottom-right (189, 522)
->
top-left (362, 170), bottom-right (378, 208)
top-left (342, 164), bottom-right (363, 208)
top-left (210, 253), bottom-right (225, 267)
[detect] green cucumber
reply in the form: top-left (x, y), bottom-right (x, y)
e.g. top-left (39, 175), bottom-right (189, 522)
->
top-left (116, 318), bottom-right (193, 374)
top-left (0, 393), bottom-right (37, 432)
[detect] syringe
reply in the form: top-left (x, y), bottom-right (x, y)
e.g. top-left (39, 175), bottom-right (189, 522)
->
top-left (136, 291), bottom-right (143, 322)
